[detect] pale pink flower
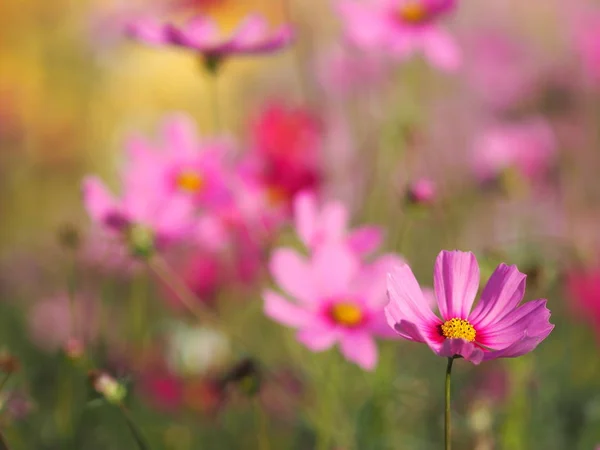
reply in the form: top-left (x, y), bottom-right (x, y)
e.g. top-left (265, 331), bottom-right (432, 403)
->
top-left (293, 191), bottom-right (383, 255)
top-left (337, 0), bottom-right (460, 71)
top-left (264, 243), bottom-right (403, 370)
top-left (385, 250), bottom-right (554, 364)
top-left (127, 13), bottom-right (293, 59)
top-left (472, 118), bottom-right (557, 183)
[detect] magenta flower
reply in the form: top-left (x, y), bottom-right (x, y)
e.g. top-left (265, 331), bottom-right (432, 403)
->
top-left (566, 266), bottom-right (600, 344)
top-left (126, 114), bottom-right (233, 211)
top-left (472, 118), bottom-right (556, 183)
top-left (127, 13), bottom-right (293, 60)
top-left (264, 243), bottom-right (404, 370)
top-left (385, 250), bottom-right (554, 364)
top-left (293, 191), bottom-right (383, 255)
top-left (337, 0), bottom-right (460, 71)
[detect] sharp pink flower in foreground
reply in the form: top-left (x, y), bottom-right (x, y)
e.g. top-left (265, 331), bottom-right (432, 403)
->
top-left (127, 13), bottom-right (293, 60)
top-left (264, 243), bottom-right (404, 370)
top-left (337, 0), bottom-right (460, 71)
top-left (472, 118), bottom-right (556, 183)
top-left (293, 191), bottom-right (383, 255)
top-left (385, 250), bottom-right (554, 364)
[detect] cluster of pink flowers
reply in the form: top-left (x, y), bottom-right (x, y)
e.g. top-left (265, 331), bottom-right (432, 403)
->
top-left (82, 105), bottom-right (322, 295)
top-left (264, 191), bottom-right (406, 370)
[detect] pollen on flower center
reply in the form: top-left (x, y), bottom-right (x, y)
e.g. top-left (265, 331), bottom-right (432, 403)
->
top-left (176, 170), bottom-right (204, 193)
top-left (398, 1), bottom-right (429, 24)
top-left (440, 318), bottom-right (477, 342)
top-left (329, 303), bottom-right (364, 327)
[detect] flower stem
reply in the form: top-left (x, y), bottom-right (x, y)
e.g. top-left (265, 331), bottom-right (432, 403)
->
top-left (445, 357), bottom-right (454, 450)
top-left (254, 397), bottom-right (270, 450)
top-left (120, 405), bottom-right (151, 450)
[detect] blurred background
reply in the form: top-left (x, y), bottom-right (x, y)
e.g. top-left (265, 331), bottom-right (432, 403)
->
top-left (1, 0), bottom-right (600, 448)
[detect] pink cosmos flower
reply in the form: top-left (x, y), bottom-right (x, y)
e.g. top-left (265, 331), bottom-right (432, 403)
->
top-left (264, 243), bottom-right (404, 370)
top-left (472, 118), bottom-right (557, 183)
top-left (82, 114), bottom-right (231, 251)
top-left (385, 250), bottom-right (554, 364)
top-left (337, 0), bottom-right (460, 71)
top-left (125, 114), bottom-right (233, 211)
top-left (127, 13), bottom-right (293, 59)
top-left (245, 103), bottom-right (323, 211)
top-left (293, 191), bottom-right (383, 255)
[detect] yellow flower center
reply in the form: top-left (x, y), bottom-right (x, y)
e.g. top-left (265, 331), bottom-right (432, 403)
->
top-left (176, 170), bottom-right (204, 193)
top-left (440, 318), bottom-right (477, 342)
top-left (329, 303), bottom-right (364, 327)
top-left (398, 1), bottom-right (429, 24)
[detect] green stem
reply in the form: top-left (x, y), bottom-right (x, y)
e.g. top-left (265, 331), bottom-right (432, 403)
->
top-left (254, 398), bottom-right (270, 450)
top-left (208, 71), bottom-right (221, 133)
top-left (120, 405), bottom-right (151, 450)
top-left (0, 372), bottom-right (11, 393)
top-left (445, 357), bottom-right (454, 450)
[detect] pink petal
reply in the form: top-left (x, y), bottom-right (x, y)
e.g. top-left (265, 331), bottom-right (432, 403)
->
top-left (229, 14), bottom-right (268, 48)
top-left (477, 299), bottom-right (553, 351)
top-left (161, 114), bottom-right (199, 157)
top-left (126, 18), bottom-right (168, 45)
top-left (483, 324), bottom-right (554, 361)
top-left (369, 311), bottom-right (403, 339)
top-left (357, 253), bottom-right (406, 309)
top-left (312, 243), bottom-right (359, 297)
top-left (293, 190), bottom-right (318, 248)
top-left (347, 226), bottom-right (384, 255)
top-left (82, 176), bottom-right (120, 224)
top-left (339, 332), bottom-right (378, 371)
top-left (321, 201), bottom-right (349, 242)
top-left (269, 248), bottom-right (316, 303)
top-left (438, 339), bottom-right (484, 364)
top-left (469, 264), bottom-right (526, 330)
top-left (169, 16), bottom-right (219, 49)
top-left (337, 1), bottom-right (387, 49)
top-left (386, 318), bottom-right (444, 347)
top-left (297, 327), bottom-right (338, 351)
top-left (263, 290), bottom-right (313, 329)
top-left (422, 28), bottom-right (461, 72)
top-left (385, 264), bottom-right (440, 328)
top-left (153, 195), bottom-right (194, 237)
top-left (434, 250), bottom-right (480, 321)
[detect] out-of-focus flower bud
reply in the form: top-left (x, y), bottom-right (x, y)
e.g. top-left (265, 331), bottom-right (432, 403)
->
top-left (406, 178), bottom-right (436, 206)
top-left (63, 338), bottom-right (85, 361)
top-left (127, 225), bottom-right (155, 259)
top-left (89, 370), bottom-right (127, 405)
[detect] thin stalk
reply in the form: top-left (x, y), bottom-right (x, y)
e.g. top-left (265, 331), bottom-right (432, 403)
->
top-left (445, 357), bottom-right (454, 450)
top-left (254, 398), bottom-right (270, 450)
top-left (208, 72), bottom-right (221, 133)
top-left (0, 373), bottom-right (11, 393)
top-left (120, 405), bottom-right (151, 450)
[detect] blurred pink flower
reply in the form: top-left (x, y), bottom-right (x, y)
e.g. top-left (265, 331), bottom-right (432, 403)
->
top-left (385, 250), bottom-right (554, 364)
top-left (139, 371), bottom-right (184, 413)
top-left (573, 11), bottom-right (600, 83)
top-left (246, 103), bottom-right (323, 211)
top-left (472, 118), bottom-right (557, 183)
top-left (316, 44), bottom-right (390, 99)
top-left (463, 29), bottom-right (539, 110)
top-left (28, 294), bottom-right (100, 353)
top-left (127, 13), bottom-right (293, 60)
top-left (565, 266), bottom-right (600, 342)
top-left (337, 0), bottom-right (460, 71)
top-left (293, 191), bottom-right (383, 254)
top-left (406, 178), bottom-right (436, 205)
top-left (264, 243), bottom-right (404, 370)
top-left (82, 114), bottom-right (232, 251)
